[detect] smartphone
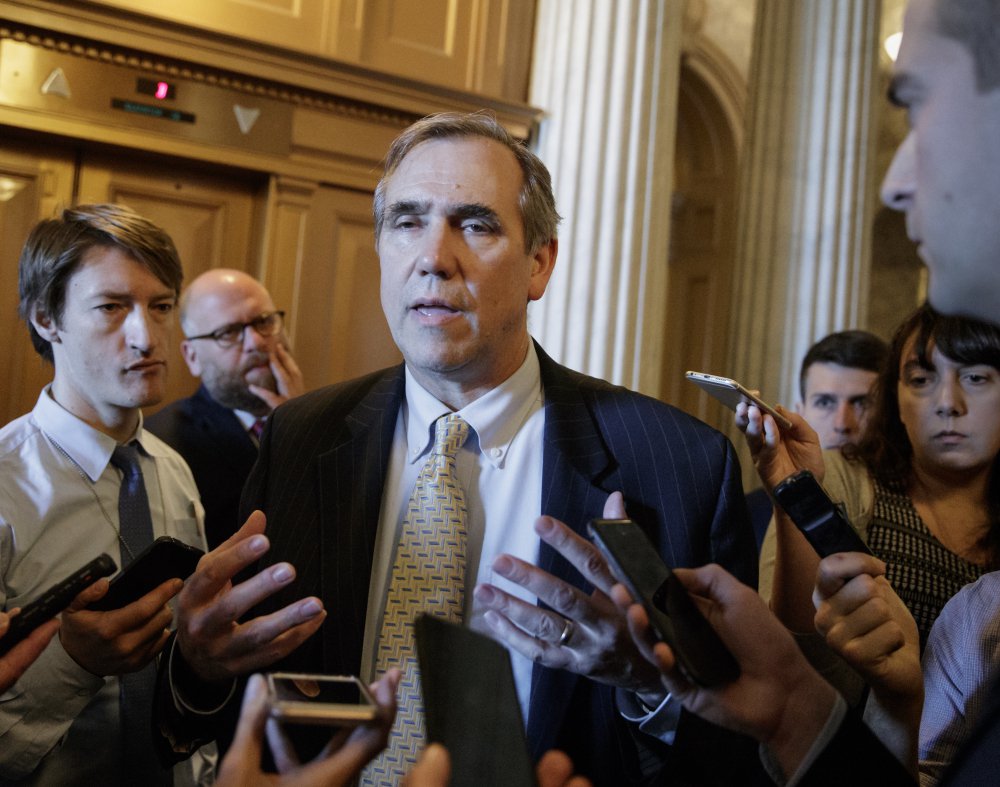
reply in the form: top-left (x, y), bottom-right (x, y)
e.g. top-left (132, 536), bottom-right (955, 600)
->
top-left (88, 536), bottom-right (204, 612)
top-left (771, 470), bottom-right (871, 557)
top-left (416, 615), bottom-right (536, 787)
top-left (266, 672), bottom-right (378, 726)
top-left (0, 553), bottom-right (117, 656)
top-left (685, 371), bottom-right (793, 430)
top-left (588, 519), bottom-right (739, 687)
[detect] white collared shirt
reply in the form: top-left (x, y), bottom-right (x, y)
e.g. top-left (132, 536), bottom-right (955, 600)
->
top-left (362, 345), bottom-right (545, 720)
top-left (0, 387), bottom-right (206, 782)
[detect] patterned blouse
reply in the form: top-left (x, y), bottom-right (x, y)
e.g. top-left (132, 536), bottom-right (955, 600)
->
top-left (866, 476), bottom-right (986, 651)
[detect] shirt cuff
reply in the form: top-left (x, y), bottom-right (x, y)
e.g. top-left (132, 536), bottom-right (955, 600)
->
top-left (616, 688), bottom-right (682, 745)
top-left (759, 693), bottom-right (848, 786)
top-left (167, 637), bottom-right (237, 716)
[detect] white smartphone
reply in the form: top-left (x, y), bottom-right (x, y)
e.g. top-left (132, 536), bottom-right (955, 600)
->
top-left (685, 371), bottom-right (793, 430)
top-left (266, 672), bottom-right (378, 726)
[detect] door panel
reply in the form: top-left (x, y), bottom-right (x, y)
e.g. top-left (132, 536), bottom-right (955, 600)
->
top-left (0, 140), bottom-right (74, 424)
top-left (295, 185), bottom-right (401, 389)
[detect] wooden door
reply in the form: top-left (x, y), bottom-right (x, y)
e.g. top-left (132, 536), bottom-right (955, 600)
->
top-left (0, 138), bottom-right (74, 424)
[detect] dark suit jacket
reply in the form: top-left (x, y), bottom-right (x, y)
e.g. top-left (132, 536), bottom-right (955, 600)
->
top-left (146, 385), bottom-right (258, 549)
top-left (241, 345), bottom-right (761, 785)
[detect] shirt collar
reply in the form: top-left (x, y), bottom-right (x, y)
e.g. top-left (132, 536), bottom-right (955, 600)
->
top-left (33, 386), bottom-right (166, 482)
top-left (403, 343), bottom-right (543, 469)
top-left (232, 409), bottom-right (260, 431)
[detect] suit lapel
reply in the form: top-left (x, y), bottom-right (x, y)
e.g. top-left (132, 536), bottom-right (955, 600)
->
top-left (191, 385), bottom-right (256, 460)
top-left (528, 345), bottom-right (619, 754)
top-left (317, 367), bottom-right (405, 674)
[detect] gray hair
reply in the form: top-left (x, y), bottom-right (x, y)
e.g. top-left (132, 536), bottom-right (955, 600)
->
top-left (373, 112), bottom-right (560, 253)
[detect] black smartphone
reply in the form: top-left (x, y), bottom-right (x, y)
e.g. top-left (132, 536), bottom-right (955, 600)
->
top-left (416, 615), bottom-right (537, 787)
top-left (588, 519), bottom-right (740, 687)
top-left (0, 553), bottom-right (117, 656)
top-left (771, 470), bottom-right (872, 557)
top-left (88, 536), bottom-right (204, 612)
top-left (266, 672), bottom-right (378, 726)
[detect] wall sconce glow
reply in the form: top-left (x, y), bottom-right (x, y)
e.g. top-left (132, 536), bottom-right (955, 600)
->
top-left (0, 177), bottom-right (26, 202)
top-left (884, 31), bottom-right (902, 61)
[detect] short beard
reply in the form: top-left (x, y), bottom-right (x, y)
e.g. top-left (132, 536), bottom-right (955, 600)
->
top-left (201, 358), bottom-right (276, 417)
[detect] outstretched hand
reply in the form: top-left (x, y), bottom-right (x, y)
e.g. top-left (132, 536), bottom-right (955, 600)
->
top-left (474, 492), bottom-right (664, 702)
top-left (176, 510), bottom-right (325, 682)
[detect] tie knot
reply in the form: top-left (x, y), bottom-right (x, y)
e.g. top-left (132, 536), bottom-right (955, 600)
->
top-left (432, 414), bottom-right (470, 458)
top-left (251, 418), bottom-right (266, 440)
top-left (110, 442), bottom-right (142, 476)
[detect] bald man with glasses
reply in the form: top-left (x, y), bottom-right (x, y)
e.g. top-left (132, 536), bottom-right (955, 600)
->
top-left (147, 268), bottom-right (304, 547)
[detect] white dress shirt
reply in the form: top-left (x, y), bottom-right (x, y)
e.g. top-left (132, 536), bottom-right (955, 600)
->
top-left (0, 387), bottom-right (206, 784)
top-left (361, 346), bottom-right (545, 721)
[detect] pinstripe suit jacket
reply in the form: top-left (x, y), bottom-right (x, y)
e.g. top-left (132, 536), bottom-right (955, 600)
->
top-left (241, 343), bottom-right (759, 785)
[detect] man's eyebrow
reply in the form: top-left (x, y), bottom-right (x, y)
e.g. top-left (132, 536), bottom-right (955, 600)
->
top-left (89, 289), bottom-right (175, 301)
top-left (451, 203), bottom-right (500, 223)
top-left (386, 200), bottom-right (431, 219)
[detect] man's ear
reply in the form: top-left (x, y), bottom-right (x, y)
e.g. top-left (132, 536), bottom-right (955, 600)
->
top-left (30, 307), bottom-right (60, 344)
top-left (180, 340), bottom-right (202, 376)
top-left (528, 238), bottom-right (558, 302)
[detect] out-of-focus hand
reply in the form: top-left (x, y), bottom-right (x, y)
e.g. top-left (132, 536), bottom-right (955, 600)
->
top-left (474, 493), bottom-right (664, 703)
top-left (0, 611), bottom-right (60, 693)
top-left (215, 669), bottom-right (400, 787)
top-left (615, 564), bottom-right (838, 779)
top-left (735, 402), bottom-right (824, 490)
top-left (60, 576), bottom-right (180, 676)
top-left (403, 744), bottom-right (593, 787)
top-left (176, 510), bottom-right (325, 682)
top-left (250, 343), bottom-right (304, 410)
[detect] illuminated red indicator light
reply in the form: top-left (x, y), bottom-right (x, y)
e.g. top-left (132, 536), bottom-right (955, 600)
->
top-left (136, 77), bottom-right (176, 100)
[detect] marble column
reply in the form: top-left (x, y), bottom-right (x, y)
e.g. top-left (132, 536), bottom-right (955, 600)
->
top-left (725, 0), bottom-right (881, 477)
top-left (528, 0), bottom-right (683, 394)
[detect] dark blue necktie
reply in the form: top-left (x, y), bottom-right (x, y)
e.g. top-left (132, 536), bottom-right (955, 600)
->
top-left (110, 443), bottom-right (169, 784)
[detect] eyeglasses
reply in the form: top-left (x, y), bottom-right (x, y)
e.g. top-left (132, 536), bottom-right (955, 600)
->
top-left (186, 311), bottom-right (285, 348)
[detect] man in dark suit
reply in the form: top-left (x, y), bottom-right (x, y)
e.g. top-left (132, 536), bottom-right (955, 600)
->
top-left (146, 269), bottom-right (304, 547)
top-left (166, 112), bottom-right (758, 785)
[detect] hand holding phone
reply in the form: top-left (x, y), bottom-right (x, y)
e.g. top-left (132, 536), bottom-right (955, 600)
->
top-left (0, 554), bottom-right (117, 656)
top-left (88, 536), bottom-right (203, 612)
top-left (686, 371), bottom-right (792, 430)
top-left (772, 470), bottom-right (871, 557)
top-left (266, 672), bottom-right (378, 726)
top-left (588, 519), bottom-right (739, 687)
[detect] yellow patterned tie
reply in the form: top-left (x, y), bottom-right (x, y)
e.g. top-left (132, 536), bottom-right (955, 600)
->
top-left (362, 414), bottom-right (471, 786)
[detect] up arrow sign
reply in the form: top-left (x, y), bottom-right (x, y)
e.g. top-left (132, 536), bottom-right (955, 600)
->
top-left (233, 105), bottom-right (261, 135)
